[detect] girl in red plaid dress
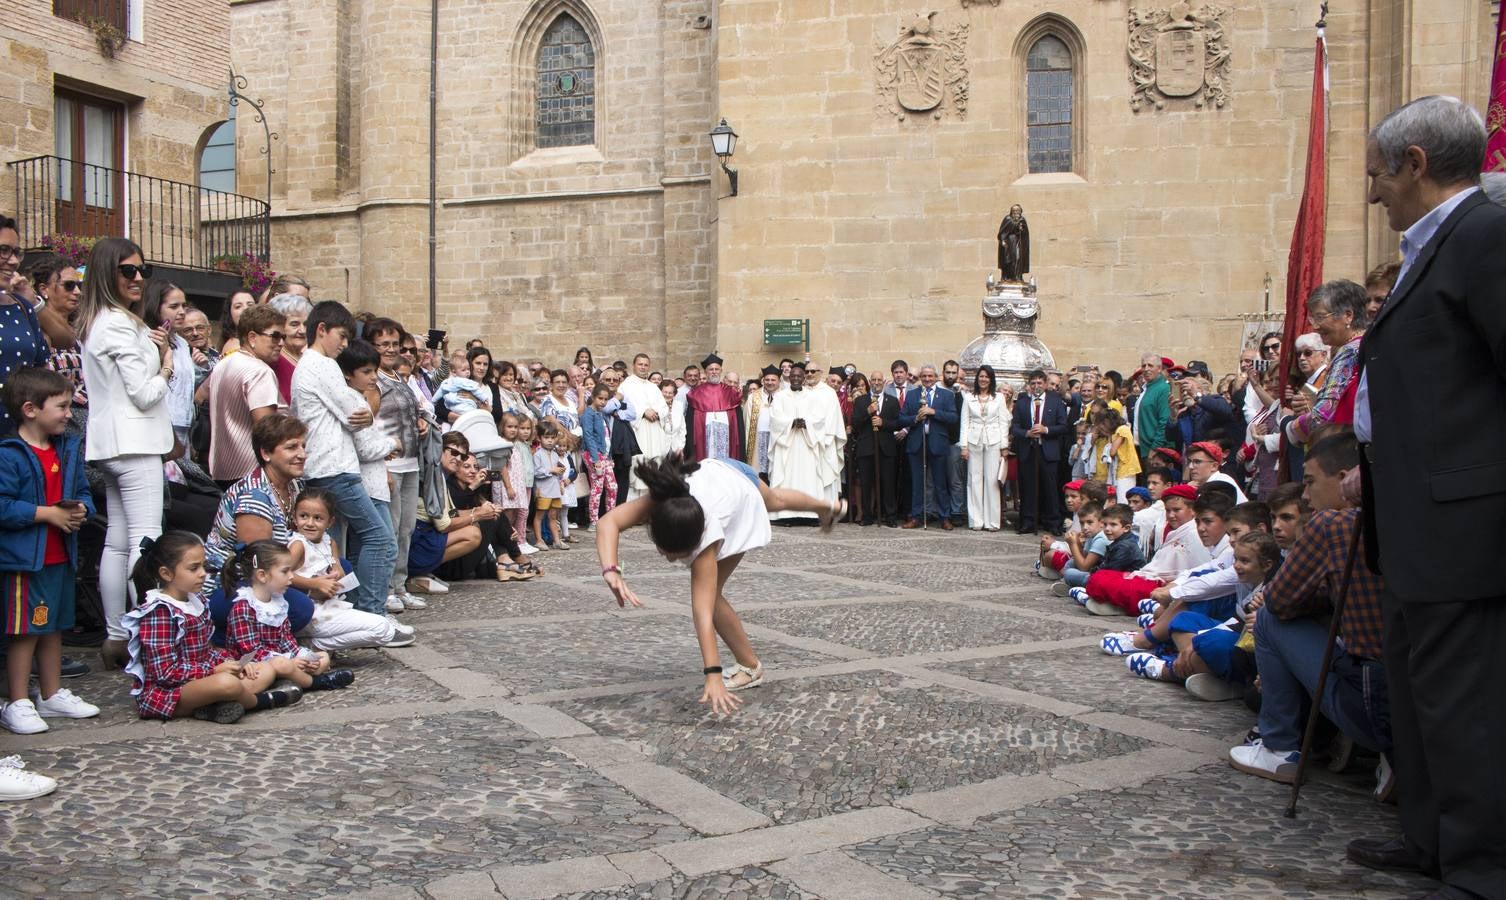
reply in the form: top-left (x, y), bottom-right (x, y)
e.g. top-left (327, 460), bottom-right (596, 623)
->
top-left (223, 540), bottom-right (354, 693)
top-left (123, 532), bottom-right (300, 723)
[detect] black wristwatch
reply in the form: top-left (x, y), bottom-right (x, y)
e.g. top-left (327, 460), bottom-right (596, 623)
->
top-left (703, 666), bottom-right (723, 675)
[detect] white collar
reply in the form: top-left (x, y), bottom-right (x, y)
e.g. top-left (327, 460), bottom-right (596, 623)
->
top-left (144, 589), bottom-right (205, 618)
top-left (235, 585), bottom-right (289, 627)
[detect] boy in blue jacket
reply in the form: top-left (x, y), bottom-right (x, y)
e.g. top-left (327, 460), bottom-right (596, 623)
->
top-left (0, 368), bottom-right (99, 734)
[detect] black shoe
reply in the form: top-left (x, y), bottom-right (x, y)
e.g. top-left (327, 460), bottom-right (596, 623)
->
top-left (1345, 836), bottom-right (1426, 874)
top-left (310, 669), bottom-right (356, 691)
top-left (1016, 525), bottom-right (1037, 535)
top-left (253, 688), bottom-right (302, 711)
top-left (193, 700), bottom-right (245, 724)
top-left (883, 520), bottom-right (899, 528)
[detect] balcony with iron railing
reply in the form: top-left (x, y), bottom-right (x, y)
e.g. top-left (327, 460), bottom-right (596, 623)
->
top-left (7, 154), bottom-right (270, 276)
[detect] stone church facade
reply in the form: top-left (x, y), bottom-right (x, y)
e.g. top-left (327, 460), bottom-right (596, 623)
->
top-left (230, 0), bottom-right (1497, 375)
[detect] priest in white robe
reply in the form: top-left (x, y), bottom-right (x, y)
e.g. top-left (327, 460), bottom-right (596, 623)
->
top-left (768, 361), bottom-right (841, 521)
top-left (620, 353), bottom-right (672, 500)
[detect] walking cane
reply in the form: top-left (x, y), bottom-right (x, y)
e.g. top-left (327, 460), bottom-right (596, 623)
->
top-left (1284, 515), bottom-right (1365, 818)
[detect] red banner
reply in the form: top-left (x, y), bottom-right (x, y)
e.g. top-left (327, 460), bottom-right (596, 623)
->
top-left (1279, 32), bottom-right (1328, 402)
top-left (1486, 9), bottom-right (1506, 171)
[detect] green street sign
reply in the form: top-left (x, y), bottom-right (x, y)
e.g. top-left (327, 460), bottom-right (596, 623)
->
top-left (763, 318), bottom-right (808, 349)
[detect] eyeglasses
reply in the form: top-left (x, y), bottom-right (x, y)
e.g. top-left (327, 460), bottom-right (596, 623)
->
top-left (399, 347), bottom-right (417, 355)
top-left (442, 447), bottom-right (463, 457)
top-left (373, 340), bottom-right (402, 350)
top-left (118, 263), bottom-right (154, 280)
top-left (60, 280), bottom-right (82, 292)
top-left (1297, 349), bottom-right (1322, 357)
top-left (256, 330), bottom-right (287, 342)
top-left (0, 245), bottom-right (21, 261)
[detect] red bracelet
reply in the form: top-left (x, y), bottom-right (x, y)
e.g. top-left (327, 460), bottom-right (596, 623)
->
top-left (602, 565), bottom-right (621, 577)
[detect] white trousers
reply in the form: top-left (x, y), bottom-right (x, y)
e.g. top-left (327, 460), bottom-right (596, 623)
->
top-left (299, 599), bottom-right (398, 652)
top-left (98, 455), bottom-right (165, 640)
top-left (965, 441), bottom-right (1005, 530)
top-left (1115, 476), bottom-right (1137, 504)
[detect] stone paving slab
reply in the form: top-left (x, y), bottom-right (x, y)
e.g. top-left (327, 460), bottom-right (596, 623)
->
top-left (548, 865), bottom-right (816, 900)
top-left (438, 614), bottom-right (841, 695)
top-left (936, 645), bottom-right (1257, 737)
top-left (844, 763), bottom-right (1433, 899)
top-left (558, 670), bottom-right (1150, 825)
top-left (740, 600), bottom-right (1103, 656)
top-left (399, 579), bottom-right (619, 625)
top-left (610, 568), bottom-right (901, 604)
top-left (1, 712), bottom-right (691, 897)
top-left (815, 561), bottom-right (1030, 594)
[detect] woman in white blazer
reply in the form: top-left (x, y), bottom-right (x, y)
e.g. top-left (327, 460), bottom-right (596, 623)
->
top-left (79, 238), bottom-right (174, 666)
top-left (958, 365), bottom-right (1009, 531)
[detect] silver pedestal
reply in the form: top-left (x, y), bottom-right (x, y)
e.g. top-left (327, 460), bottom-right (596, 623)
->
top-left (958, 280), bottom-right (1056, 391)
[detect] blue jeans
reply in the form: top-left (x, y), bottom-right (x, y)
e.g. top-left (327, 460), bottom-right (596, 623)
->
top-left (310, 474), bottom-right (396, 616)
top-left (1254, 608), bottom-right (1388, 752)
top-left (1062, 565), bottom-right (1092, 588)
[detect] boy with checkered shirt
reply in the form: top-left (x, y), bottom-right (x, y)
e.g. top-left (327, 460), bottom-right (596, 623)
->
top-left (0, 368), bottom-right (99, 734)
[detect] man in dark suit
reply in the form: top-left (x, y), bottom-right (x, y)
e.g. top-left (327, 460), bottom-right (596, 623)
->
top-left (897, 364), bottom-right (958, 530)
top-left (884, 360), bottom-right (915, 523)
top-left (850, 371), bottom-right (900, 526)
top-left (1344, 95), bottom-right (1506, 899)
top-left (1010, 369), bottom-right (1070, 534)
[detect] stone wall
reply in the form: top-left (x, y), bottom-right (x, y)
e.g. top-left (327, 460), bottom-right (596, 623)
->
top-left (232, 0), bottom-right (720, 370)
top-left (713, 0), bottom-right (1497, 379)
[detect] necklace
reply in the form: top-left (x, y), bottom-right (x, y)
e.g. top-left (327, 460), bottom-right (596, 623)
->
top-left (266, 472), bottom-right (294, 518)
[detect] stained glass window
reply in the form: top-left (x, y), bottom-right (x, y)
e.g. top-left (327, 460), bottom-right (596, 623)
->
top-left (536, 15), bottom-right (596, 149)
top-left (1026, 34), bottom-right (1073, 174)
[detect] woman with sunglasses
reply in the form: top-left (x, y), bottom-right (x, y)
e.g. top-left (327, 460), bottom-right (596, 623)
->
top-left (78, 237), bottom-right (175, 668)
top-left (0, 218), bottom-right (51, 435)
top-left (23, 254), bottom-right (88, 418)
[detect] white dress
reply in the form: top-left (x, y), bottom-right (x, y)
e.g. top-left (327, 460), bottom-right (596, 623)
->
top-left (686, 459), bottom-right (771, 562)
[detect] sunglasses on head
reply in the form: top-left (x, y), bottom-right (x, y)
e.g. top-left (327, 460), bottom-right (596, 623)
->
top-left (118, 263), bottom-right (154, 280)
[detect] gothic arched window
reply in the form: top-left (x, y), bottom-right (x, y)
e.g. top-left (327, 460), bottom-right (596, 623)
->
top-left (536, 14), bottom-right (596, 148)
top-left (1025, 34), bottom-right (1073, 173)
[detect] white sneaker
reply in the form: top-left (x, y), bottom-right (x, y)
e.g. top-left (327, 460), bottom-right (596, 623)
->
top-left (385, 614), bottom-right (416, 638)
top-left (30, 687), bottom-right (99, 719)
top-left (0, 756), bottom-right (57, 801)
top-left (380, 632), bottom-right (416, 648)
top-left (518, 542), bottom-right (539, 554)
top-left (1229, 738), bottom-right (1300, 784)
top-left (398, 591), bottom-right (427, 610)
top-left (385, 593), bottom-right (406, 613)
top-left (1, 700), bottom-right (49, 734)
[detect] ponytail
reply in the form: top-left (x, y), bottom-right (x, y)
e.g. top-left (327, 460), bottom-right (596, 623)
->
top-left (129, 531), bottom-right (204, 601)
top-left (636, 453), bottom-right (705, 554)
top-left (220, 539), bottom-right (291, 592)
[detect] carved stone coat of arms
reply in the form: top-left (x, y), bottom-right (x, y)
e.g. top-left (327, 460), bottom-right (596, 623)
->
top-left (875, 11), bottom-right (969, 120)
top-left (1128, 2), bottom-right (1230, 111)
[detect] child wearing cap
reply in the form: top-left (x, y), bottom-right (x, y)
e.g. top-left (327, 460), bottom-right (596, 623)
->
top-left (1070, 483), bottom-right (1213, 616)
top-left (1036, 479), bottom-right (1086, 579)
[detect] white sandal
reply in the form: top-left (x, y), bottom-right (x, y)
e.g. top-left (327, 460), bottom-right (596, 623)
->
top-left (721, 662), bottom-right (765, 692)
top-left (818, 500), bottom-right (847, 533)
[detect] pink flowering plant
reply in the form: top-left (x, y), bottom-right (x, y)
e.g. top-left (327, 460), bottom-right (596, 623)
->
top-left (39, 233), bottom-right (96, 268)
top-left (236, 255), bottom-right (277, 295)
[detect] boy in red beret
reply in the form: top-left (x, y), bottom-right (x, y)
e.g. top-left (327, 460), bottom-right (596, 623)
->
top-left (1069, 483), bottom-right (1212, 616)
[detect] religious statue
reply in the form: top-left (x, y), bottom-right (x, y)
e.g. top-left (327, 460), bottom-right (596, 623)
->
top-left (996, 204), bottom-right (1029, 283)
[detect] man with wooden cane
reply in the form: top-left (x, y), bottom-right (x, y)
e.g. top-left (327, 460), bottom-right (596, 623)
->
top-left (1345, 95), bottom-right (1506, 899)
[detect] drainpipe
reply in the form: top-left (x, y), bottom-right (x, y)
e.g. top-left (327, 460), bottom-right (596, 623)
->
top-left (428, 0), bottom-right (439, 329)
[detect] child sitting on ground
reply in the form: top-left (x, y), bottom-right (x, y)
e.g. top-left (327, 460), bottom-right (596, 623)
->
top-left (1070, 483), bottom-right (1209, 616)
top-left (223, 539), bottom-right (355, 693)
top-left (1125, 486), bottom-right (1152, 514)
top-left (287, 488), bottom-right (414, 651)
top-left (122, 532), bottom-right (300, 724)
top-left (1100, 493), bottom-right (1243, 655)
top-left (0, 368), bottom-right (100, 734)
top-left (1098, 503), bottom-right (1146, 575)
top-left (1051, 502), bottom-right (1106, 595)
top-left (1121, 532), bottom-right (1282, 698)
top-left (1038, 479), bottom-right (1111, 578)
top-left (1133, 468), bottom-right (1179, 557)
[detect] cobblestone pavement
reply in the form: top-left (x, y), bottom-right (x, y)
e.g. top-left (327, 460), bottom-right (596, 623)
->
top-left (0, 524), bottom-right (1433, 899)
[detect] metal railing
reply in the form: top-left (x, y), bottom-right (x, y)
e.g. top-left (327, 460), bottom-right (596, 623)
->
top-left (7, 155), bottom-right (270, 272)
